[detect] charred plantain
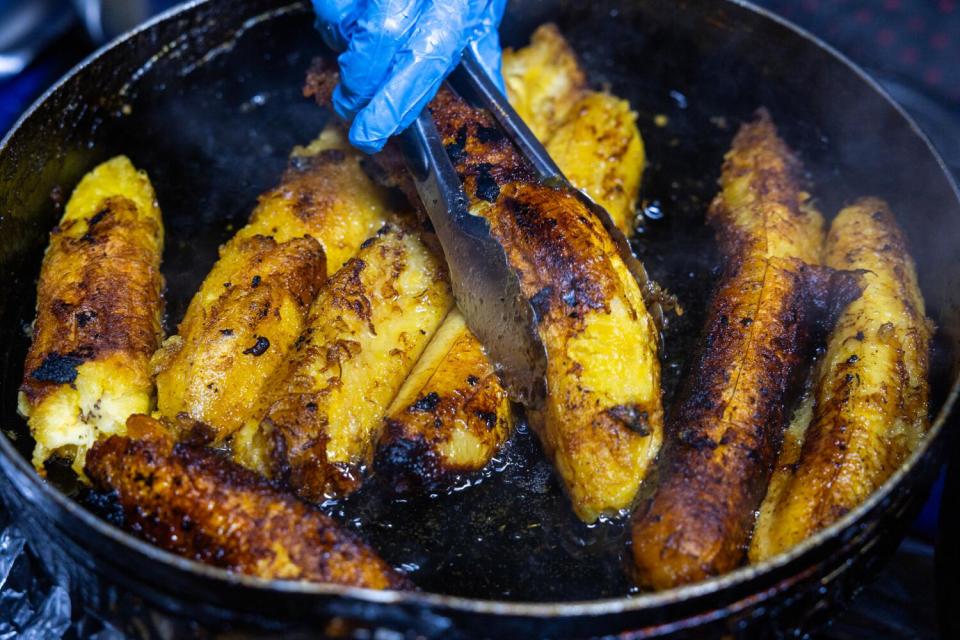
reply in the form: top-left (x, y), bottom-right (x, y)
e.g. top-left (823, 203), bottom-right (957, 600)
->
top-left (426, 89), bottom-right (663, 523)
top-left (503, 24), bottom-right (645, 235)
top-left (19, 157), bottom-right (164, 476)
top-left (85, 415), bottom-right (409, 588)
top-left (375, 310), bottom-right (511, 494)
top-left (630, 111), bottom-right (832, 589)
top-left (370, 27), bottom-right (645, 495)
top-left (249, 225), bottom-right (452, 500)
top-left (749, 198), bottom-right (932, 562)
top-left (152, 235), bottom-right (325, 441)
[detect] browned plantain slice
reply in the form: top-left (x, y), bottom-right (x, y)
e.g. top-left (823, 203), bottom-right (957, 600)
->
top-left (249, 225), bottom-right (453, 500)
top-left (425, 88), bottom-right (663, 523)
top-left (152, 234), bottom-right (325, 442)
top-left (85, 414), bottom-right (409, 588)
top-left (543, 92), bottom-right (645, 236)
top-left (630, 111), bottom-right (834, 590)
top-left (502, 23), bottom-right (585, 142)
top-left (237, 125), bottom-right (402, 273)
top-left (154, 123), bottom-right (406, 442)
top-left (374, 309), bottom-right (511, 494)
top-left (370, 25), bottom-right (646, 494)
top-left (19, 156), bottom-right (164, 476)
top-left (749, 198), bottom-right (932, 562)
top-left (503, 23), bottom-right (646, 236)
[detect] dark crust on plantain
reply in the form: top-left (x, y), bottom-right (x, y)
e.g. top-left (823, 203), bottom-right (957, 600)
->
top-left (630, 112), bottom-right (856, 589)
top-left (85, 417), bottom-right (410, 589)
top-left (375, 368), bottom-right (509, 495)
top-left (630, 259), bottom-right (838, 587)
top-left (306, 63), bottom-right (625, 327)
top-left (426, 89), bottom-right (622, 321)
top-left (21, 196), bottom-right (163, 405)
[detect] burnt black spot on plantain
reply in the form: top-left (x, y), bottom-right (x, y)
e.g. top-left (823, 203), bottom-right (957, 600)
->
top-left (474, 410), bottom-right (497, 430)
top-left (31, 352), bottom-right (85, 384)
top-left (474, 163), bottom-right (500, 202)
top-left (76, 310), bottom-right (96, 327)
top-left (243, 336), bottom-right (270, 356)
top-left (411, 392), bottom-right (440, 412)
top-left (606, 404), bottom-right (650, 436)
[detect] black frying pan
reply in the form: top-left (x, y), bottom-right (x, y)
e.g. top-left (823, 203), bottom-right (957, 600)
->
top-left (0, 0), bottom-right (958, 637)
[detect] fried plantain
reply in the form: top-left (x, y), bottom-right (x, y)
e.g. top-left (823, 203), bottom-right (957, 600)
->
top-left (503, 24), bottom-right (646, 235)
top-left (237, 124), bottom-right (401, 273)
top-left (154, 123), bottom-right (409, 441)
top-left (544, 92), bottom-right (645, 236)
top-left (426, 88), bottom-right (663, 523)
top-left (251, 225), bottom-right (453, 500)
top-left (630, 111), bottom-right (835, 589)
top-left (85, 414), bottom-right (409, 588)
top-left (375, 309), bottom-right (511, 494)
top-left (369, 27), bottom-right (647, 494)
top-left (152, 234), bottom-right (325, 441)
top-left (749, 198), bottom-right (932, 562)
top-left (19, 156), bottom-right (164, 476)
top-left (502, 23), bottom-right (585, 142)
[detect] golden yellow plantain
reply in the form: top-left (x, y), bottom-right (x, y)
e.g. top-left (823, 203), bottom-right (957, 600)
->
top-left (19, 156), bottom-right (164, 476)
top-left (252, 225), bottom-right (453, 501)
top-left (749, 198), bottom-right (932, 562)
top-left (152, 234), bottom-right (325, 441)
top-left (503, 23), bottom-right (646, 235)
top-left (544, 92), bottom-right (645, 236)
top-left (502, 23), bottom-right (585, 142)
top-left (154, 123), bottom-right (404, 441)
top-left (236, 125), bottom-right (400, 273)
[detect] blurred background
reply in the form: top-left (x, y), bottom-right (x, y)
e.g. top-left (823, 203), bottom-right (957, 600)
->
top-left (0, 0), bottom-right (956, 638)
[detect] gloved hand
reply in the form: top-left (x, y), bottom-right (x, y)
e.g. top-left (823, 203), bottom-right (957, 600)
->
top-left (313, 0), bottom-right (507, 153)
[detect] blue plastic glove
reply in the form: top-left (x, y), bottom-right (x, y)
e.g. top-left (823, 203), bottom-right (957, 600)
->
top-left (313, 0), bottom-right (507, 153)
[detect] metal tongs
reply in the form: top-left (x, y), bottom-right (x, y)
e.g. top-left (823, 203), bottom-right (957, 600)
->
top-left (398, 46), bottom-right (663, 404)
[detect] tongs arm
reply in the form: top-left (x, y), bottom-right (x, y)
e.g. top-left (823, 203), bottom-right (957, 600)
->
top-left (449, 47), bottom-right (566, 185)
top-left (397, 99), bottom-right (547, 404)
top-left (451, 47), bottom-right (667, 330)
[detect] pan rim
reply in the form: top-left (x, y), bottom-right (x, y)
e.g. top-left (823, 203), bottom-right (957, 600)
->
top-left (0, 0), bottom-right (957, 619)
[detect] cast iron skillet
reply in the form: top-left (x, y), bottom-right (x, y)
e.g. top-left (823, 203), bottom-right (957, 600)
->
top-left (0, 0), bottom-right (958, 637)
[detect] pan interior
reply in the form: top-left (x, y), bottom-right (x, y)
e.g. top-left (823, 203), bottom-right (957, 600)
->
top-left (0, 0), bottom-right (956, 603)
